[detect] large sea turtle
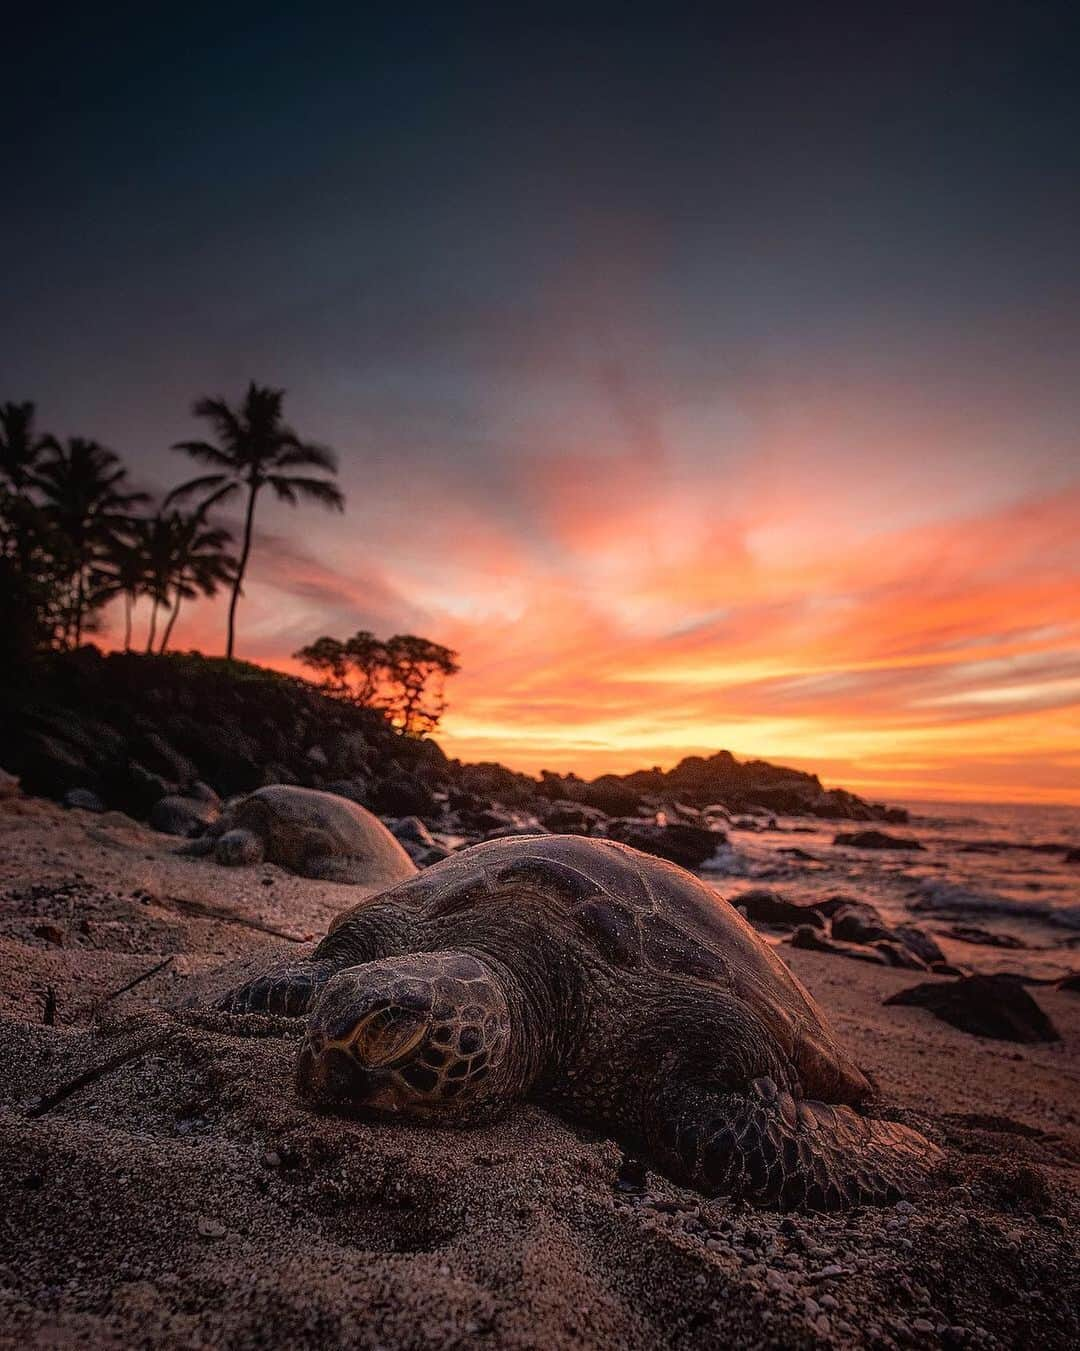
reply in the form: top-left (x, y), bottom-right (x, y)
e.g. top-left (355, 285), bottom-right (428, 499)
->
top-left (219, 833), bottom-right (941, 1207)
top-left (179, 784), bottom-right (417, 886)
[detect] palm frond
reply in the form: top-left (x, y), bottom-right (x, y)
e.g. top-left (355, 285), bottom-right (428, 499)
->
top-left (267, 475), bottom-right (345, 510)
top-left (164, 474), bottom-right (232, 506)
top-left (273, 441), bottom-right (339, 474)
top-left (171, 439), bottom-right (237, 469)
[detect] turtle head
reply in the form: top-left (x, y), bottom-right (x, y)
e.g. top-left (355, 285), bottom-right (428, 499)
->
top-left (296, 952), bottom-right (513, 1120)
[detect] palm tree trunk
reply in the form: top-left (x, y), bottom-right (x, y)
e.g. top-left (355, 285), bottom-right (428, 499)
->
top-left (74, 568), bottom-right (85, 648)
top-left (227, 482), bottom-right (258, 661)
top-left (160, 588), bottom-right (183, 654)
top-left (123, 592), bottom-right (133, 651)
top-left (146, 599), bottom-right (159, 654)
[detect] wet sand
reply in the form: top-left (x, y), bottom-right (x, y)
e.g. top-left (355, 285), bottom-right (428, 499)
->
top-left (1, 795), bottom-right (1077, 1349)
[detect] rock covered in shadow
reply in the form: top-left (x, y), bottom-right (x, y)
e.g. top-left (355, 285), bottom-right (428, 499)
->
top-left (735, 889), bottom-right (826, 931)
top-left (939, 925), bottom-right (1027, 950)
top-left (150, 794), bottom-right (220, 837)
top-left (832, 829), bottom-right (925, 851)
top-left (884, 974), bottom-right (1061, 1043)
top-left (830, 902), bottom-right (895, 945)
top-left (603, 818), bottom-right (723, 869)
top-left (790, 924), bottom-right (888, 964)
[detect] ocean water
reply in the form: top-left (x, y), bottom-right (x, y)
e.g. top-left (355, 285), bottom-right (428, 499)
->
top-left (701, 800), bottom-right (1080, 980)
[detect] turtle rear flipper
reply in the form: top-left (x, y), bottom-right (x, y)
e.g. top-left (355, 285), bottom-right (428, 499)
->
top-left (217, 957), bottom-right (344, 1016)
top-left (649, 1076), bottom-right (942, 1209)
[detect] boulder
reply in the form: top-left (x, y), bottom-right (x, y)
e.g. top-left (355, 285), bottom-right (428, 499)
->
top-left (872, 941), bottom-right (929, 971)
top-left (582, 776), bottom-right (645, 817)
top-left (938, 925), bottom-right (1027, 950)
top-left (884, 975), bottom-right (1060, 1043)
top-left (832, 830), bottom-right (924, 851)
top-left (893, 924), bottom-right (946, 966)
top-left (371, 772), bottom-right (436, 819)
top-left (63, 787), bottom-right (106, 813)
top-left (789, 925), bottom-right (887, 964)
top-left (735, 889), bottom-right (826, 931)
top-left (389, 816), bottom-right (438, 849)
top-left (149, 794), bottom-right (220, 838)
top-left (540, 801), bottom-right (610, 836)
top-left (830, 902), bottom-right (894, 946)
top-left (604, 819), bottom-right (722, 870)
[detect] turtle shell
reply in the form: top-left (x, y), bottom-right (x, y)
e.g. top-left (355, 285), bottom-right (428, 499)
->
top-left (349, 833), bottom-right (867, 1099)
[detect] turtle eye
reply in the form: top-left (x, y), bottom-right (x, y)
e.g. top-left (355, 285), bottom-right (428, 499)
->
top-left (351, 1007), bottom-right (429, 1067)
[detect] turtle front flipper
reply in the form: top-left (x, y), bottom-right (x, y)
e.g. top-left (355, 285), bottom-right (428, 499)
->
top-left (217, 957), bottom-right (344, 1016)
top-left (648, 1076), bottom-right (943, 1210)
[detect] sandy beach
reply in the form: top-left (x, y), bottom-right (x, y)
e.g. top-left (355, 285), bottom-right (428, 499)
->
top-left (1, 791), bottom-right (1077, 1350)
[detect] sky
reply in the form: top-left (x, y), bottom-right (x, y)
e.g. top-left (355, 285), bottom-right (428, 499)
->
top-left (3, 4), bottom-right (1079, 804)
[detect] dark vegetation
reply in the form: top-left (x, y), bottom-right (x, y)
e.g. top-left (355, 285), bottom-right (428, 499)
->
top-left (0, 384), bottom-right (342, 665)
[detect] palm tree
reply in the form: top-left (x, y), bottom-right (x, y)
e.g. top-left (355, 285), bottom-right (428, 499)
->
top-left (156, 511), bottom-right (236, 654)
top-left (34, 438), bottom-right (149, 647)
top-left (0, 401), bottom-right (52, 494)
top-left (167, 382), bottom-right (344, 659)
top-left (107, 517), bottom-right (155, 652)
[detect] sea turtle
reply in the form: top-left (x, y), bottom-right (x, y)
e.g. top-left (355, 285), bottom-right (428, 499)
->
top-left (218, 833), bottom-right (941, 1207)
top-left (179, 784), bottom-right (417, 886)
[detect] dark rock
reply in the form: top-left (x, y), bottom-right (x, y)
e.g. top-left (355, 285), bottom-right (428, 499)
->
top-left (0, 767), bottom-right (18, 798)
top-left (1065, 848), bottom-right (1080, 864)
top-left (62, 787), bottom-right (105, 813)
top-left (481, 823), bottom-right (550, 841)
top-left (830, 902), bottom-right (894, 945)
top-left (99, 760), bottom-right (177, 817)
top-left (189, 781), bottom-right (221, 806)
top-left (778, 846), bottom-right (816, 861)
top-left (370, 773), bottom-right (436, 818)
top-left (790, 925), bottom-right (887, 964)
top-left (884, 975), bottom-right (1060, 1043)
top-left (1058, 972), bottom-right (1080, 993)
top-left (832, 830), bottom-right (924, 851)
top-left (540, 801), bottom-right (610, 835)
top-left (325, 777), bottom-right (372, 807)
top-left (604, 819), bottom-right (722, 869)
top-left (872, 941), bottom-right (929, 971)
top-left (893, 924), bottom-right (947, 966)
top-left (938, 926), bottom-right (1027, 950)
top-left (582, 775), bottom-right (645, 817)
top-left (930, 962), bottom-right (969, 977)
top-left (458, 807), bottom-right (514, 834)
top-left (389, 816), bottom-right (437, 849)
top-left (149, 795), bottom-right (220, 837)
top-left (736, 889), bottom-right (826, 931)
top-left (413, 845), bottom-right (452, 867)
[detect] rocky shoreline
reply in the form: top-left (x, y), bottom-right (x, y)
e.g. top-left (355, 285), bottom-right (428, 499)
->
top-left (1, 649), bottom-right (907, 871)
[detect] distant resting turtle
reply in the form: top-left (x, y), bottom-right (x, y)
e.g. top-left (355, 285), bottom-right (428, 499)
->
top-left (219, 834), bottom-right (941, 1208)
top-left (178, 784), bottom-right (417, 886)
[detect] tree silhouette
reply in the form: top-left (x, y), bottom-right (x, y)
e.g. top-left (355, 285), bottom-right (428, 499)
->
top-left (156, 511), bottom-right (236, 654)
top-left (34, 438), bottom-right (149, 647)
top-left (295, 629), bottom-right (459, 736)
top-left (167, 382), bottom-right (344, 659)
top-left (0, 401), bottom-right (52, 495)
top-left (384, 634), bottom-right (460, 736)
top-left (107, 516), bottom-right (155, 652)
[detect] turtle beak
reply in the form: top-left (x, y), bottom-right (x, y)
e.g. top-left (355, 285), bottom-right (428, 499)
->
top-left (296, 1035), bottom-right (405, 1113)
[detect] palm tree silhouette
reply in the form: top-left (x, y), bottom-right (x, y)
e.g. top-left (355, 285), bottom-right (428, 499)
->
top-left (107, 517), bottom-right (155, 652)
top-left (156, 511), bottom-right (236, 654)
top-left (0, 401), bottom-right (52, 495)
top-left (34, 438), bottom-right (149, 647)
top-left (167, 382), bottom-right (344, 659)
